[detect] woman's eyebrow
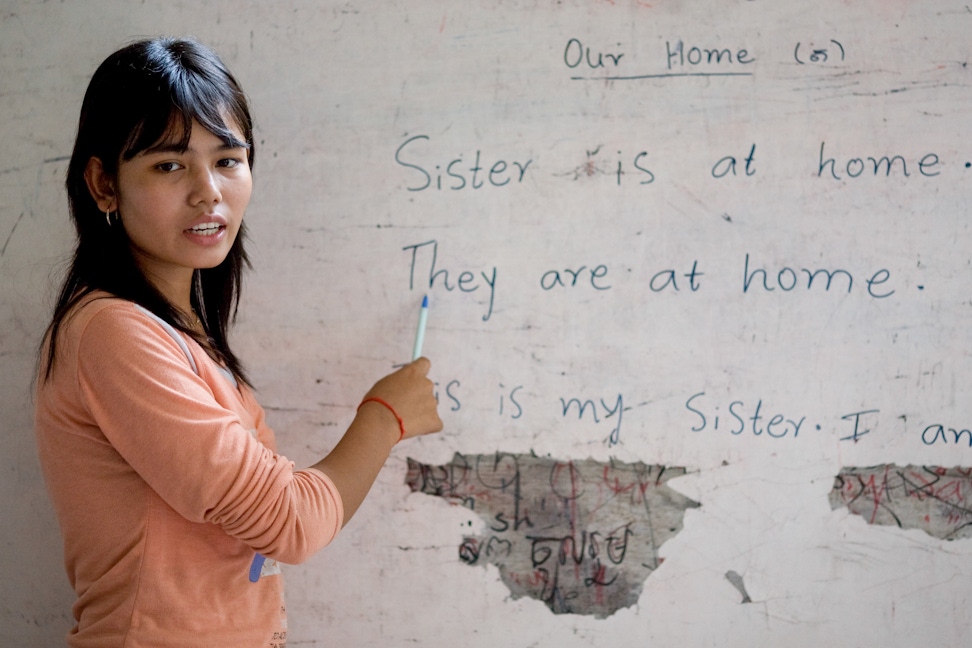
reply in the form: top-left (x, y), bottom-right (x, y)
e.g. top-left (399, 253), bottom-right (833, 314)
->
top-left (142, 138), bottom-right (249, 155)
top-left (142, 141), bottom-right (189, 155)
top-left (220, 137), bottom-right (251, 151)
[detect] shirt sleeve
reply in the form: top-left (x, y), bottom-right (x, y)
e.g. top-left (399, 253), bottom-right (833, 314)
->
top-left (74, 302), bottom-right (343, 564)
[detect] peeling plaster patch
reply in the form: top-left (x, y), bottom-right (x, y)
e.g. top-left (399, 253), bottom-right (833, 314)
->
top-left (405, 453), bottom-right (699, 618)
top-left (829, 465), bottom-right (972, 540)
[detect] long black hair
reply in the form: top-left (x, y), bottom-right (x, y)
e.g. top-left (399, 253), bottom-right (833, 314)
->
top-left (43, 37), bottom-right (255, 384)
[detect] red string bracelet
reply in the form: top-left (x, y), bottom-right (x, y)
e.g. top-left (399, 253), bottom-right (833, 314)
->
top-left (358, 396), bottom-right (407, 442)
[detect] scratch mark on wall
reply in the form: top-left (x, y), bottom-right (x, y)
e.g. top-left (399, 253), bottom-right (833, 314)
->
top-left (406, 452), bottom-right (699, 618)
top-left (0, 212), bottom-right (25, 257)
top-left (829, 464), bottom-right (972, 540)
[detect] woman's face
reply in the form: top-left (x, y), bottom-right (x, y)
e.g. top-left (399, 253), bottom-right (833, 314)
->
top-left (113, 119), bottom-right (252, 297)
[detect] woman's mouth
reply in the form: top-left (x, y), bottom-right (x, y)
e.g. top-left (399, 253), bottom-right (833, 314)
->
top-left (187, 223), bottom-right (224, 236)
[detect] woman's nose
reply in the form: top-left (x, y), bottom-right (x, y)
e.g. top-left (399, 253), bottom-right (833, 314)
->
top-left (189, 166), bottom-right (221, 206)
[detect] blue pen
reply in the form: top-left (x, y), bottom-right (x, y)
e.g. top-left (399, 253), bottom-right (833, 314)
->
top-left (412, 295), bottom-right (429, 360)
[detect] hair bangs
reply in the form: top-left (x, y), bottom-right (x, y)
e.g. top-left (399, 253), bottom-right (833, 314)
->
top-left (120, 41), bottom-right (253, 165)
top-left (121, 84), bottom-right (249, 163)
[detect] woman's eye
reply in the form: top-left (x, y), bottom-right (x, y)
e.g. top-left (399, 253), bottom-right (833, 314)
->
top-left (217, 157), bottom-right (243, 169)
top-left (156, 161), bottom-right (182, 173)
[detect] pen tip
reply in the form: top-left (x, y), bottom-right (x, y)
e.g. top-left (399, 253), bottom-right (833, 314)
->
top-left (421, 295), bottom-right (428, 307)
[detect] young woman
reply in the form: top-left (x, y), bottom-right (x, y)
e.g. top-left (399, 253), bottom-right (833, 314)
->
top-left (34, 37), bottom-right (442, 647)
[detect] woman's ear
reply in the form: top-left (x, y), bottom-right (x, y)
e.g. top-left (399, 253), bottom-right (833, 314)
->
top-left (83, 158), bottom-right (117, 213)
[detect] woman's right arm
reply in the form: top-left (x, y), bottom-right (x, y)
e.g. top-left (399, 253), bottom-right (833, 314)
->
top-left (310, 357), bottom-right (443, 525)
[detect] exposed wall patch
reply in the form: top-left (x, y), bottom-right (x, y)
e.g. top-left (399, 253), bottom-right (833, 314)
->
top-left (830, 465), bottom-right (972, 540)
top-left (724, 570), bottom-right (752, 603)
top-left (406, 453), bottom-right (699, 617)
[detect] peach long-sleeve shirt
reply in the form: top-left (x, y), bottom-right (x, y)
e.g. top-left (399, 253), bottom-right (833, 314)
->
top-left (34, 294), bottom-right (343, 647)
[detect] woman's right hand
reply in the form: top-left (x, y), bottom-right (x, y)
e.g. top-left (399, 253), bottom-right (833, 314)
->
top-left (359, 357), bottom-right (443, 441)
